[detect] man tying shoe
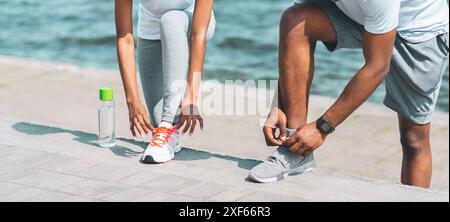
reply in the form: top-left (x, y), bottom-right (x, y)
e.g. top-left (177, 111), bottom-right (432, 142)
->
top-left (249, 0), bottom-right (449, 188)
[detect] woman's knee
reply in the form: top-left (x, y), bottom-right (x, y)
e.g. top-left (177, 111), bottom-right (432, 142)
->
top-left (160, 10), bottom-right (189, 31)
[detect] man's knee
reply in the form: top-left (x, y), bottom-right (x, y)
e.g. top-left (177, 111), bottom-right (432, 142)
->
top-left (281, 3), bottom-right (336, 41)
top-left (400, 128), bottom-right (431, 157)
top-left (280, 5), bottom-right (312, 38)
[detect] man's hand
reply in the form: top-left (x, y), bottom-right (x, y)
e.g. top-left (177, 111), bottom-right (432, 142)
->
top-left (283, 121), bottom-right (326, 156)
top-left (263, 107), bottom-right (288, 146)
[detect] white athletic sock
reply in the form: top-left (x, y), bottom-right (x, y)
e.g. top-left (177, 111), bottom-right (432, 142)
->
top-left (158, 121), bottom-right (174, 128)
top-left (286, 128), bottom-right (296, 137)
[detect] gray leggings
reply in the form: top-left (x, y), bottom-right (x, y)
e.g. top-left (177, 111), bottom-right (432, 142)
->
top-left (138, 10), bottom-right (215, 126)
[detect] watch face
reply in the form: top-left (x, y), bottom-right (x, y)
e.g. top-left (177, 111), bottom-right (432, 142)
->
top-left (321, 122), bottom-right (331, 132)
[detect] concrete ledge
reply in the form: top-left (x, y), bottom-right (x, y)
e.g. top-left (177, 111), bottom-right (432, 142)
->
top-left (0, 115), bottom-right (447, 202)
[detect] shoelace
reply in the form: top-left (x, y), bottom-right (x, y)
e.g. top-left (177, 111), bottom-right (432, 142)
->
top-left (150, 127), bottom-right (176, 147)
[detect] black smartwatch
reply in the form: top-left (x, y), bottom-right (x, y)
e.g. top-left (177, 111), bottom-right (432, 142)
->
top-left (316, 116), bottom-right (335, 135)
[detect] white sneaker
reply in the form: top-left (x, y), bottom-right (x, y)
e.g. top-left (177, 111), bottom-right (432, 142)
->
top-left (141, 122), bottom-right (182, 163)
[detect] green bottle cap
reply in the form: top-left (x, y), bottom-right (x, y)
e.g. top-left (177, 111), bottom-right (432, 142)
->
top-left (99, 87), bottom-right (113, 101)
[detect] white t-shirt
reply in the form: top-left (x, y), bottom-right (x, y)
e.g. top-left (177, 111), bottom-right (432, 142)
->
top-left (294, 0), bottom-right (449, 43)
top-left (335, 0), bottom-right (449, 43)
top-left (138, 0), bottom-right (195, 40)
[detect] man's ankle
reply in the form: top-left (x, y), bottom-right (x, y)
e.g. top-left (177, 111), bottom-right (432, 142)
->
top-left (286, 128), bottom-right (296, 137)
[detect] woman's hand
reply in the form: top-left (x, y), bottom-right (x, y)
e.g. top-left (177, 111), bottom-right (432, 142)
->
top-left (175, 101), bottom-right (204, 136)
top-left (127, 100), bottom-right (154, 138)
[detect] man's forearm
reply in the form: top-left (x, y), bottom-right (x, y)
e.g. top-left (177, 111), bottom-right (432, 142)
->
top-left (323, 65), bottom-right (388, 128)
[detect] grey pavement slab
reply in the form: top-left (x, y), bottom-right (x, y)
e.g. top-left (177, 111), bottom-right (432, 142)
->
top-left (57, 179), bottom-right (128, 200)
top-left (101, 187), bottom-right (153, 202)
top-left (0, 187), bottom-right (49, 201)
top-left (0, 115), bottom-right (448, 202)
top-left (129, 191), bottom-right (175, 202)
top-left (209, 188), bottom-right (257, 202)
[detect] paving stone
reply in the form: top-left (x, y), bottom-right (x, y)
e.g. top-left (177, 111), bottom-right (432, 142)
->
top-left (236, 191), bottom-right (297, 202)
top-left (62, 195), bottom-right (98, 202)
top-left (117, 171), bottom-right (162, 186)
top-left (25, 152), bottom-right (58, 166)
top-left (55, 159), bottom-right (98, 174)
top-left (0, 181), bottom-right (26, 196)
top-left (11, 169), bottom-right (84, 190)
top-left (2, 150), bottom-right (55, 166)
top-left (0, 146), bottom-right (14, 158)
top-left (273, 195), bottom-right (309, 202)
top-left (22, 191), bottom-right (74, 202)
top-left (0, 187), bottom-right (48, 201)
top-left (0, 162), bottom-right (27, 178)
top-left (182, 182), bottom-right (231, 199)
top-left (0, 167), bottom-right (39, 182)
top-left (140, 175), bottom-right (204, 194)
top-left (130, 191), bottom-right (174, 202)
top-left (101, 187), bottom-right (152, 202)
top-left (209, 188), bottom-right (257, 202)
top-left (163, 195), bottom-right (205, 202)
top-left (57, 179), bottom-right (127, 199)
top-left (72, 163), bottom-right (140, 181)
top-left (34, 155), bottom-right (77, 171)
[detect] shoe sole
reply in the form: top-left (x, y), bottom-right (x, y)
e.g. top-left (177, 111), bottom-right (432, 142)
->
top-left (142, 151), bottom-right (175, 163)
top-left (174, 143), bottom-right (182, 153)
top-left (141, 143), bottom-right (182, 164)
top-left (248, 164), bottom-right (316, 183)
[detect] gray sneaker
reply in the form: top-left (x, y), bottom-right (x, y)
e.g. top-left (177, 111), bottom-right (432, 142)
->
top-left (248, 147), bottom-right (316, 183)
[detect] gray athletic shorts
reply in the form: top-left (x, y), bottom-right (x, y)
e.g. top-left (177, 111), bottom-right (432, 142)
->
top-left (301, 0), bottom-right (449, 124)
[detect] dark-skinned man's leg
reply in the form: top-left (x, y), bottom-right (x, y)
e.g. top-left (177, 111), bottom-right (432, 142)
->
top-left (278, 3), bottom-right (337, 130)
top-left (398, 115), bottom-right (432, 188)
top-left (248, 3), bottom-right (341, 183)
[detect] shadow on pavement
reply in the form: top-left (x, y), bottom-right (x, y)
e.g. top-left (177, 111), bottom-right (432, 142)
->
top-left (174, 148), bottom-right (261, 171)
top-left (11, 122), bottom-right (145, 158)
top-left (11, 122), bottom-right (261, 171)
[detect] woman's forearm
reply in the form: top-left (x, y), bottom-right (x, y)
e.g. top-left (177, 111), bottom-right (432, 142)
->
top-left (186, 0), bottom-right (214, 104)
top-left (117, 36), bottom-right (140, 104)
top-left (115, 0), bottom-right (140, 105)
top-left (187, 34), bottom-right (207, 103)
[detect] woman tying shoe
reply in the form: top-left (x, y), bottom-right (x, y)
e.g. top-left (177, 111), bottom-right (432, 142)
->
top-left (115, 0), bottom-right (215, 163)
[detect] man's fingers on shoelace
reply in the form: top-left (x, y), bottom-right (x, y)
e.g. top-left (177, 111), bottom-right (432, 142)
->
top-left (283, 134), bottom-right (299, 147)
top-left (263, 126), bottom-right (282, 146)
top-left (302, 149), bottom-right (313, 157)
top-left (296, 146), bottom-right (310, 156)
top-left (290, 141), bottom-right (304, 154)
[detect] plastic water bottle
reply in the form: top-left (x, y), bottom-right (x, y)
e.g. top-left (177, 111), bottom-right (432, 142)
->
top-left (98, 87), bottom-right (116, 148)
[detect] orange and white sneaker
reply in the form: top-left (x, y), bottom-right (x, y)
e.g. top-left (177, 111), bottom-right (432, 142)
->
top-left (141, 122), bottom-right (182, 163)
